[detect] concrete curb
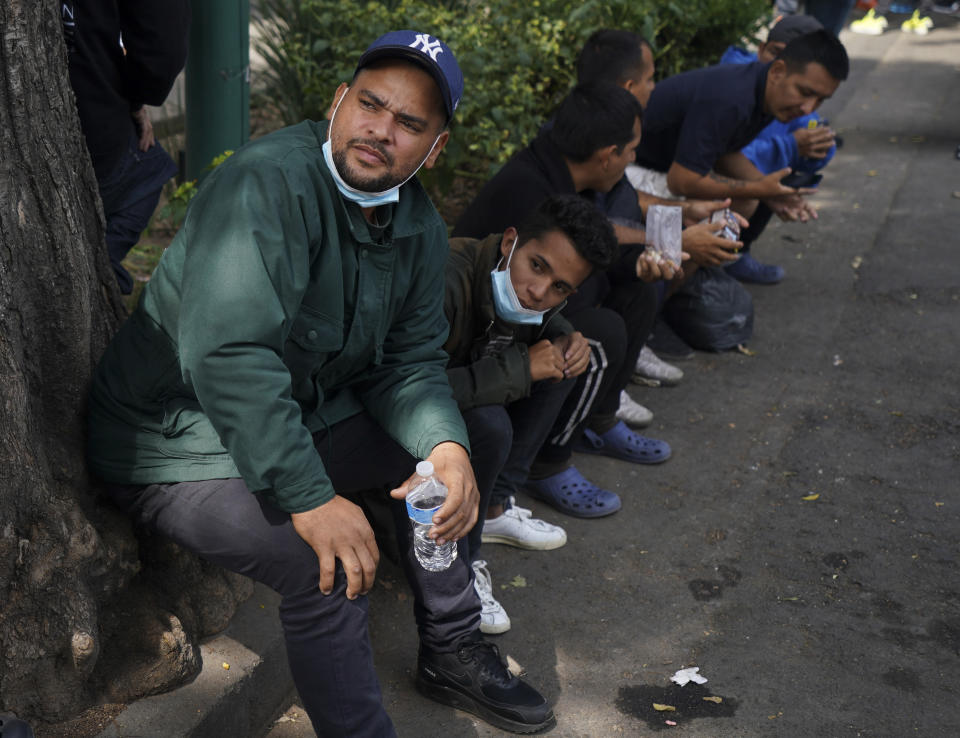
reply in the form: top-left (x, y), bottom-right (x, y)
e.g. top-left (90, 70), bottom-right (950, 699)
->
top-left (95, 584), bottom-right (292, 738)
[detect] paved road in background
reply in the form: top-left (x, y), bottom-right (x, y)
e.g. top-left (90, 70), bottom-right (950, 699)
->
top-left (268, 16), bottom-right (960, 738)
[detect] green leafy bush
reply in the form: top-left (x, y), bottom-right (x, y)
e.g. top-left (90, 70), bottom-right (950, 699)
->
top-left (253, 0), bottom-right (769, 186)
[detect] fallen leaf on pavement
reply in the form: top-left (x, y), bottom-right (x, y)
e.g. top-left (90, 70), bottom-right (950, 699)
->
top-left (653, 703), bottom-right (676, 712)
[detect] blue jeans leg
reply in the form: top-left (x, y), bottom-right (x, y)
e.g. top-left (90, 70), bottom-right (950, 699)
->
top-left (496, 378), bottom-right (575, 505)
top-left (461, 405), bottom-right (513, 560)
top-left (97, 129), bottom-right (176, 294)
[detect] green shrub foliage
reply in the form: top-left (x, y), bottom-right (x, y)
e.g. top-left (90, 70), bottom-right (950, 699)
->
top-left (253, 0), bottom-right (769, 187)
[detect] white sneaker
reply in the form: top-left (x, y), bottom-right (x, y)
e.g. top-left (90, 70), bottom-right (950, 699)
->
top-left (481, 500), bottom-right (567, 550)
top-left (616, 390), bottom-right (654, 428)
top-left (472, 560), bottom-right (511, 634)
top-left (633, 345), bottom-right (683, 387)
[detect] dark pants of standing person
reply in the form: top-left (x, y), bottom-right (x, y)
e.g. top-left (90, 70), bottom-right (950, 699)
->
top-left (530, 275), bottom-right (658, 476)
top-left (805, 0), bottom-right (859, 35)
top-left (97, 128), bottom-right (177, 294)
top-left (101, 411), bottom-right (482, 738)
top-left (462, 377), bottom-right (575, 559)
top-left (738, 201), bottom-right (775, 255)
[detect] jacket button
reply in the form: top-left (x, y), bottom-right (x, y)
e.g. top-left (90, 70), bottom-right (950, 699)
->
top-left (360, 249), bottom-right (368, 258)
top-left (307, 330), bottom-right (318, 340)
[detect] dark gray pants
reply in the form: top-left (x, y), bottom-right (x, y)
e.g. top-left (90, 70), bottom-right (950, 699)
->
top-left (103, 412), bottom-right (481, 738)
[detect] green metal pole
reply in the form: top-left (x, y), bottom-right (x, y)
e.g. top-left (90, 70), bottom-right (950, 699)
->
top-left (185, 0), bottom-right (250, 182)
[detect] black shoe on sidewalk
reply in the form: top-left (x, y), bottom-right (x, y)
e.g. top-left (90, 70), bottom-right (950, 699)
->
top-left (416, 638), bottom-right (555, 734)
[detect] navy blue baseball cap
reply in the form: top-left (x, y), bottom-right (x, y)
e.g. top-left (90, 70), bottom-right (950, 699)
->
top-left (768, 14), bottom-right (823, 43)
top-left (356, 30), bottom-right (464, 121)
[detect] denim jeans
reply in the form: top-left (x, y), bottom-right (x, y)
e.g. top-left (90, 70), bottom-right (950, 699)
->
top-left (97, 128), bottom-right (176, 294)
top-left (462, 377), bottom-right (574, 558)
top-left (102, 411), bottom-right (480, 738)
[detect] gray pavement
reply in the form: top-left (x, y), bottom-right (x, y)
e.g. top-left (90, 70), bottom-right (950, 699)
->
top-left (91, 14), bottom-right (960, 738)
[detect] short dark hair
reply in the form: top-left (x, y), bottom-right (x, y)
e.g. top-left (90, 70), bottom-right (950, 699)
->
top-left (576, 29), bottom-right (651, 86)
top-left (516, 195), bottom-right (617, 270)
top-left (778, 29), bottom-right (849, 81)
top-left (549, 82), bottom-right (643, 163)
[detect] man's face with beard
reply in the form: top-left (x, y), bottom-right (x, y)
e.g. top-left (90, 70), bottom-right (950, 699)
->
top-left (326, 59), bottom-right (449, 193)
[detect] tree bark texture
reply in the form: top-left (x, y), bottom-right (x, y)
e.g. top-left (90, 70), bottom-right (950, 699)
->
top-left (0, 2), bottom-right (251, 722)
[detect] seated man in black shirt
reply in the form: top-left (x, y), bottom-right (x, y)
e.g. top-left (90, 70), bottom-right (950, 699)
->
top-left (576, 28), bottom-right (748, 374)
top-left (627, 30), bottom-right (849, 283)
top-left (454, 83), bottom-right (675, 519)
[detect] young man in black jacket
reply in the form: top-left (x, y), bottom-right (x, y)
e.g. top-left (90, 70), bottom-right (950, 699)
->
top-left (444, 195), bottom-right (618, 634)
top-left (454, 83), bottom-right (675, 520)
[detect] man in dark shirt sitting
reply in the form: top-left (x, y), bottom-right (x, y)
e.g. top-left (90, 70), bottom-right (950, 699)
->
top-left (627, 30), bottom-right (849, 283)
top-left (445, 195), bottom-right (618, 634)
top-left (454, 83), bottom-right (675, 520)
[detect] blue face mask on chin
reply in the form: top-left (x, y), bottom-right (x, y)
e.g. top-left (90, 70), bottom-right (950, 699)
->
top-left (322, 90), bottom-right (441, 209)
top-left (490, 236), bottom-right (548, 325)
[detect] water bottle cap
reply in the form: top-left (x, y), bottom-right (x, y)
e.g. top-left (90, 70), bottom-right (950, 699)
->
top-left (416, 460), bottom-right (434, 477)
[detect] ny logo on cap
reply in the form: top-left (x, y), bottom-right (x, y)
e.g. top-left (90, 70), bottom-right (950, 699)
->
top-left (409, 33), bottom-right (444, 61)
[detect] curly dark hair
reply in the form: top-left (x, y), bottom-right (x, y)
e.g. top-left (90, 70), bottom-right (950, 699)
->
top-left (516, 195), bottom-right (617, 270)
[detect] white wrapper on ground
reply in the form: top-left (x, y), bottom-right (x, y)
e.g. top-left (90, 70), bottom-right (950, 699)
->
top-left (645, 204), bottom-right (683, 268)
top-left (670, 666), bottom-right (708, 686)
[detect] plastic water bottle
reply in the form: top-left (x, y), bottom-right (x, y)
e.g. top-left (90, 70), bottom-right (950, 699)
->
top-left (405, 461), bottom-right (457, 572)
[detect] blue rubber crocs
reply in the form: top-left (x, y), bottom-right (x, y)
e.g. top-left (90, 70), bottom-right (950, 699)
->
top-left (575, 421), bottom-right (672, 464)
top-left (525, 467), bottom-right (621, 518)
top-left (724, 253), bottom-right (785, 284)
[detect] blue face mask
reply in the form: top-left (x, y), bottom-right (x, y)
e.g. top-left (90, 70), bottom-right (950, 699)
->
top-left (322, 90), bottom-right (440, 208)
top-left (490, 236), bottom-right (547, 325)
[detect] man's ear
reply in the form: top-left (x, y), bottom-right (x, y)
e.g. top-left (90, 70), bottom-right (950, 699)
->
top-left (597, 144), bottom-right (619, 170)
top-left (326, 83), bottom-right (349, 120)
top-left (499, 227), bottom-right (519, 261)
top-left (768, 58), bottom-right (788, 83)
top-left (421, 130), bottom-right (450, 170)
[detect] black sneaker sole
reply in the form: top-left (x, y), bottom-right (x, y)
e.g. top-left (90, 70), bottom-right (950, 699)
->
top-left (415, 673), bottom-right (556, 734)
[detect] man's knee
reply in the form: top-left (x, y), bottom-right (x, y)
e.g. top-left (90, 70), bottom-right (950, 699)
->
top-left (462, 405), bottom-right (513, 468)
top-left (569, 307), bottom-right (628, 373)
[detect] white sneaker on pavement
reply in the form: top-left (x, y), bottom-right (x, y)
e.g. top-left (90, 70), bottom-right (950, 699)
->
top-left (472, 559), bottom-right (511, 634)
top-left (633, 345), bottom-right (683, 387)
top-left (480, 500), bottom-right (567, 550)
top-left (616, 389), bottom-right (654, 428)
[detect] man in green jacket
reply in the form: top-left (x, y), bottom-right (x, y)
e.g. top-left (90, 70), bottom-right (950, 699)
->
top-left (87, 31), bottom-right (553, 736)
top-left (443, 195), bottom-right (619, 635)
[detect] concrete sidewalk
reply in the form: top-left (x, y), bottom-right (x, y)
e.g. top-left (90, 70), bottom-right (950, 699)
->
top-left (86, 13), bottom-right (960, 738)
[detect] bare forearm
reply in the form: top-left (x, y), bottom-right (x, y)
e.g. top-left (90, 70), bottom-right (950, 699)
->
top-left (667, 163), bottom-right (761, 200)
top-left (612, 222), bottom-right (646, 245)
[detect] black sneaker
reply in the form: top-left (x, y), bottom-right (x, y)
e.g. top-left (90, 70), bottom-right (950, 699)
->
top-left (416, 638), bottom-right (555, 734)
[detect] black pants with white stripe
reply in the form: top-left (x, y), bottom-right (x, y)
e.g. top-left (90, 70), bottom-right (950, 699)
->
top-left (533, 277), bottom-right (658, 470)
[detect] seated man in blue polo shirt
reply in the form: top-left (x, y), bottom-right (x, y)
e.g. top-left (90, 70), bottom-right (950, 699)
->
top-left (627, 30), bottom-right (849, 284)
top-left (719, 15), bottom-right (838, 283)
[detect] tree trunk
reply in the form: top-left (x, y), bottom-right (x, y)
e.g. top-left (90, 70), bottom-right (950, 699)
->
top-left (0, 2), bottom-right (251, 723)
